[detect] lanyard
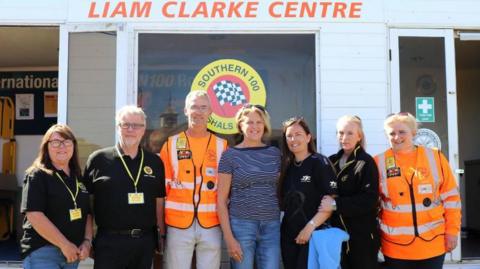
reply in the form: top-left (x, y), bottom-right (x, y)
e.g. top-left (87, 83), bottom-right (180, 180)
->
top-left (116, 146), bottom-right (144, 193)
top-left (54, 172), bottom-right (79, 209)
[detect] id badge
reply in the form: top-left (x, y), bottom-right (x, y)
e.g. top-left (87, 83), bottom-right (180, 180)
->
top-left (128, 192), bottom-right (145, 204)
top-left (418, 184), bottom-right (433, 194)
top-left (69, 208), bottom-right (82, 221)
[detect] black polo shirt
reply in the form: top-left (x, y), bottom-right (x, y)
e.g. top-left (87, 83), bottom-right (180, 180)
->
top-left (281, 153), bottom-right (337, 240)
top-left (20, 168), bottom-right (90, 258)
top-left (82, 146), bottom-right (165, 230)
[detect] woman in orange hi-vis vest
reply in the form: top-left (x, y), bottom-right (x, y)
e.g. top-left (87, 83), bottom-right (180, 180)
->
top-left (374, 112), bottom-right (461, 269)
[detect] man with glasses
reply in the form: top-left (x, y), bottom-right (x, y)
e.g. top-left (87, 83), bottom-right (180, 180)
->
top-left (160, 91), bottom-right (227, 269)
top-left (83, 105), bottom-right (166, 269)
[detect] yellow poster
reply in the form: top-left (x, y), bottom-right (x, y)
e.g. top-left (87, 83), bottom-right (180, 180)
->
top-left (44, 91), bottom-right (57, 117)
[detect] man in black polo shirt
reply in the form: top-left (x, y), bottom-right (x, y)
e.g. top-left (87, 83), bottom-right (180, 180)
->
top-left (83, 105), bottom-right (166, 269)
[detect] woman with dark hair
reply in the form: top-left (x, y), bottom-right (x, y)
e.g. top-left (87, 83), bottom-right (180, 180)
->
top-left (21, 124), bottom-right (93, 269)
top-left (322, 115), bottom-right (380, 269)
top-left (279, 117), bottom-right (337, 269)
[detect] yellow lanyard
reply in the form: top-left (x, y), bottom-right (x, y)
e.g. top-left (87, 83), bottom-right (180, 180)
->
top-left (54, 172), bottom-right (79, 209)
top-left (116, 146), bottom-right (144, 193)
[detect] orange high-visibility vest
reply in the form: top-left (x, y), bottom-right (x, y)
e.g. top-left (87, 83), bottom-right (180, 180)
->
top-left (160, 132), bottom-right (227, 229)
top-left (375, 146), bottom-right (461, 260)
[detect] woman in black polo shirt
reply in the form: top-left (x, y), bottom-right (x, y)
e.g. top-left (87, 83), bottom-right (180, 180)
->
top-left (21, 124), bottom-right (93, 269)
top-left (279, 117), bottom-right (337, 269)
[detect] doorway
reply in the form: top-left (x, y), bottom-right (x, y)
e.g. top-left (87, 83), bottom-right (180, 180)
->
top-left (455, 34), bottom-right (480, 260)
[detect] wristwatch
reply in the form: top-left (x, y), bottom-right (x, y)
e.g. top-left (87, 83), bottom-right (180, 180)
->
top-left (331, 199), bottom-right (337, 211)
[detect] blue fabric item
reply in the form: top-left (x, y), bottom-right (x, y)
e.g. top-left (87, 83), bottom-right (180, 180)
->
top-left (308, 228), bottom-right (349, 269)
top-left (23, 245), bottom-right (79, 269)
top-left (230, 217), bottom-right (281, 269)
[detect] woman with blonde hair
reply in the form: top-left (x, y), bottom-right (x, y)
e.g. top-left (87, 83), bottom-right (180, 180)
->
top-left (322, 115), bottom-right (380, 269)
top-left (21, 124), bottom-right (93, 269)
top-left (375, 112), bottom-right (461, 269)
top-left (217, 104), bottom-right (281, 269)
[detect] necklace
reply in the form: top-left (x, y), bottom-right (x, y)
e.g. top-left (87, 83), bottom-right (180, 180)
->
top-left (294, 160), bottom-right (303, 167)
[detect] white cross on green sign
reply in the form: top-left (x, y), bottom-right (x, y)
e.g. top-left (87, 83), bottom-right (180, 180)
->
top-left (415, 97), bottom-right (435, 122)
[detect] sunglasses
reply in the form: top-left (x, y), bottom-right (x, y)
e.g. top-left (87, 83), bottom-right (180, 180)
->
top-left (386, 112), bottom-right (411, 119)
top-left (242, 103), bottom-right (266, 112)
top-left (282, 116), bottom-right (305, 126)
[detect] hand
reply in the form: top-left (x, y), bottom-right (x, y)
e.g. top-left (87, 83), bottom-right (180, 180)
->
top-left (78, 240), bottom-right (91, 261)
top-left (295, 223), bottom-right (315, 245)
top-left (60, 241), bottom-right (80, 263)
top-left (445, 234), bottom-right (458, 252)
top-left (318, 195), bottom-right (335, 212)
top-left (226, 237), bottom-right (243, 262)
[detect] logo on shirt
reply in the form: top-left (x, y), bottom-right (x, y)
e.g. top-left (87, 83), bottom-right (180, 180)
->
top-left (300, 175), bottom-right (311, 183)
top-left (78, 182), bottom-right (88, 192)
top-left (143, 166), bottom-right (153, 175)
top-left (330, 181), bottom-right (338, 189)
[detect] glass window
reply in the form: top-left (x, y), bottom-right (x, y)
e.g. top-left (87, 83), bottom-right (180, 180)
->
top-left (137, 34), bottom-right (316, 152)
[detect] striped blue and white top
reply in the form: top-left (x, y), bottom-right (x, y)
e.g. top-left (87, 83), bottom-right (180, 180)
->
top-left (218, 146), bottom-right (281, 221)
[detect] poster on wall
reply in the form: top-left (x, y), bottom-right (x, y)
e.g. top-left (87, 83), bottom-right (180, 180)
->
top-left (44, 91), bottom-right (58, 117)
top-left (15, 94), bottom-right (34, 120)
top-left (0, 71), bottom-right (58, 134)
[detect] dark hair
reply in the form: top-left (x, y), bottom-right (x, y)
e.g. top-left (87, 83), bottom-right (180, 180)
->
top-left (26, 124), bottom-right (82, 178)
top-left (278, 117), bottom-right (317, 208)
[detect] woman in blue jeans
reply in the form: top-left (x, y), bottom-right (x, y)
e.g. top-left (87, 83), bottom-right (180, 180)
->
top-left (217, 104), bottom-right (281, 269)
top-left (21, 124), bottom-right (93, 269)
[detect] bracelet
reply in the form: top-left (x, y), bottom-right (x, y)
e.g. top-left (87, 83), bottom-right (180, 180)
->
top-left (308, 220), bottom-right (316, 227)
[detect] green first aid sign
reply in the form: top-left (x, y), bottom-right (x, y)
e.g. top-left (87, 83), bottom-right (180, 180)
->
top-left (416, 97), bottom-right (435, 122)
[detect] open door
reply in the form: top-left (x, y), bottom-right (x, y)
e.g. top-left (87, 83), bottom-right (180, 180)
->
top-left (389, 29), bottom-right (461, 262)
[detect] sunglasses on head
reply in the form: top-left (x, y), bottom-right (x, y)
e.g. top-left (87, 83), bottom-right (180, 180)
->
top-left (242, 103), bottom-right (266, 112)
top-left (282, 116), bottom-right (305, 126)
top-left (386, 112), bottom-right (410, 119)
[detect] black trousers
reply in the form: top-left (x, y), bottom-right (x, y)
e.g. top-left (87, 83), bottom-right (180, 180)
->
top-left (384, 254), bottom-right (445, 269)
top-left (93, 231), bottom-right (155, 269)
top-left (281, 236), bottom-right (309, 269)
top-left (341, 234), bottom-right (380, 269)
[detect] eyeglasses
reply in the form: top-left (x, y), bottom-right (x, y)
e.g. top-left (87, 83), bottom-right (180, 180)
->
top-left (48, 139), bottom-right (74, 148)
top-left (242, 103), bottom-right (266, 112)
top-left (119, 122), bottom-right (145, 130)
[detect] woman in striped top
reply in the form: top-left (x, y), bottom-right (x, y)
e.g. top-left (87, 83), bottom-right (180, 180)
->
top-left (217, 104), bottom-right (281, 269)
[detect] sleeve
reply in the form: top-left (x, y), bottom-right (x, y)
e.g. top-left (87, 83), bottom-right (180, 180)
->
top-left (438, 151), bottom-right (461, 236)
top-left (335, 156), bottom-right (380, 218)
top-left (314, 155), bottom-right (337, 196)
top-left (82, 154), bottom-right (96, 194)
top-left (218, 149), bottom-right (232, 175)
top-left (159, 139), bottom-right (172, 195)
top-left (21, 171), bottom-right (48, 213)
top-left (155, 155), bottom-right (166, 198)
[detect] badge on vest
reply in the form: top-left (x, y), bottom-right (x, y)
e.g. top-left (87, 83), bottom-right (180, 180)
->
top-left (69, 208), bottom-right (82, 221)
top-left (386, 156), bottom-right (396, 169)
top-left (418, 184), bottom-right (433, 194)
top-left (177, 150), bottom-right (192, 160)
top-left (144, 166), bottom-right (153, 175)
top-left (206, 167), bottom-right (216, 177)
top-left (128, 192), bottom-right (145, 204)
top-left (176, 137), bottom-right (187, 149)
top-left (386, 167), bottom-right (401, 178)
top-left (206, 181), bottom-right (215, 190)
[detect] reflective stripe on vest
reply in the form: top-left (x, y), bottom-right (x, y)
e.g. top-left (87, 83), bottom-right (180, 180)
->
top-left (380, 218), bottom-right (444, 236)
top-left (165, 201), bottom-right (217, 213)
top-left (170, 134), bottom-right (180, 180)
top-left (381, 199), bottom-right (441, 213)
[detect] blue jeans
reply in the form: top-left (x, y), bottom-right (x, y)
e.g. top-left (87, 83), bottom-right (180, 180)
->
top-left (230, 217), bottom-right (281, 269)
top-left (23, 245), bottom-right (79, 269)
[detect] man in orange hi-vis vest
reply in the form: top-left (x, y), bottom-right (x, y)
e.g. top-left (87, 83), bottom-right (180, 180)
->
top-left (160, 91), bottom-right (227, 269)
top-left (375, 112), bottom-right (461, 269)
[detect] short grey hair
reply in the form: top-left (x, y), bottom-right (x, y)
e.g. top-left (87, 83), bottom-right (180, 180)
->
top-left (185, 91), bottom-right (211, 109)
top-left (115, 105), bottom-right (147, 125)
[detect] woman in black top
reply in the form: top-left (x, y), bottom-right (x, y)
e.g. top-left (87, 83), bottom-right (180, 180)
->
top-left (279, 117), bottom-right (337, 269)
top-left (321, 115), bottom-right (380, 269)
top-left (21, 124), bottom-right (93, 269)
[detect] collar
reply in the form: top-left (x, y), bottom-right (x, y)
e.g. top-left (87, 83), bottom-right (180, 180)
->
top-left (114, 144), bottom-right (142, 160)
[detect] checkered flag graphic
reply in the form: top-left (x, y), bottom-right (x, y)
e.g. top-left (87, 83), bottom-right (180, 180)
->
top-left (213, 80), bottom-right (247, 106)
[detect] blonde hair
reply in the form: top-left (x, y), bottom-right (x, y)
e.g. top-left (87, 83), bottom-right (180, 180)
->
top-left (336, 115), bottom-right (365, 148)
top-left (384, 112), bottom-right (418, 135)
top-left (235, 104), bottom-right (272, 139)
